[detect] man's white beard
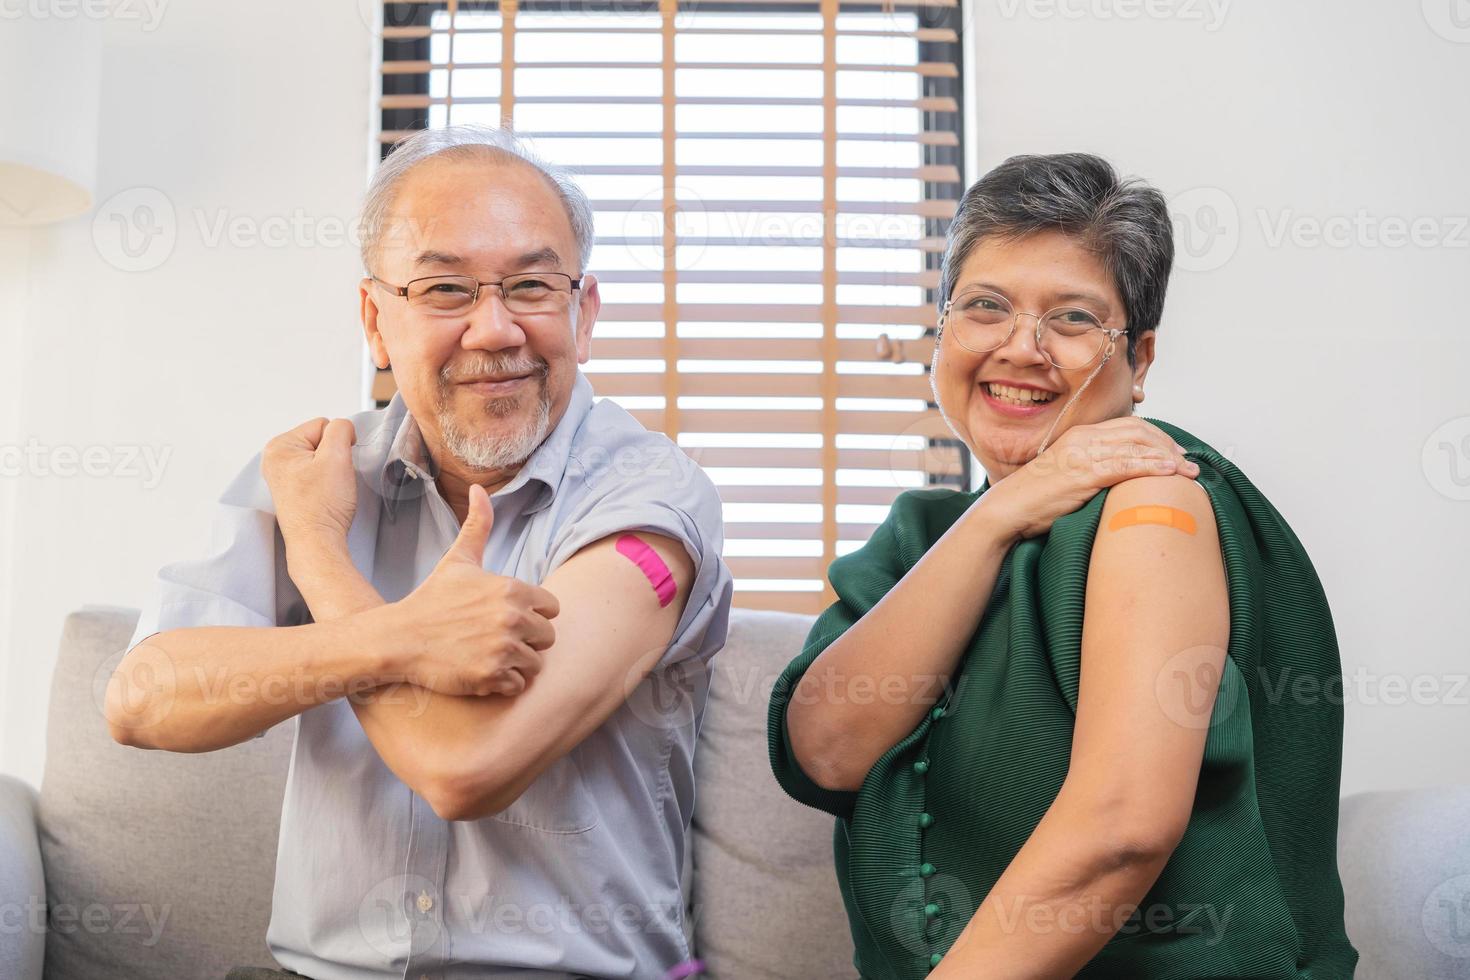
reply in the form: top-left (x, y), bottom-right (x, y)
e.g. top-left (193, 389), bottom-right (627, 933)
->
top-left (436, 353), bottom-right (554, 471)
top-left (440, 390), bottom-right (551, 471)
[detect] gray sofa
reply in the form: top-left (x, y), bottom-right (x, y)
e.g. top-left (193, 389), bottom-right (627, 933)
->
top-left (1, 608), bottom-right (1467, 980)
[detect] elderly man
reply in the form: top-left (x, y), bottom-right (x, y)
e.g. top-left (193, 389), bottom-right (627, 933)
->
top-left (106, 125), bottom-right (732, 980)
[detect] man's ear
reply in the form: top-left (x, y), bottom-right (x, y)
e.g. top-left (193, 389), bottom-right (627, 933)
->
top-left (360, 277), bottom-right (391, 370)
top-left (574, 273), bottom-right (600, 365)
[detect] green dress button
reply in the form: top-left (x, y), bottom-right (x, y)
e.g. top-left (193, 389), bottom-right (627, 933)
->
top-left (924, 902), bottom-right (940, 919)
top-left (913, 759), bottom-right (929, 775)
top-left (917, 812), bottom-right (933, 829)
top-left (930, 706), bottom-right (945, 721)
top-left (919, 862), bottom-right (935, 878)
top-left (930, 953), bottom-right (943, 967)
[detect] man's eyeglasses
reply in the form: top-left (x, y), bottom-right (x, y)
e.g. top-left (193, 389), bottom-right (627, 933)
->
top-left (371, 272), bottom-right (582, 317)
top-left (938, 286), bottom-right (1125, 370)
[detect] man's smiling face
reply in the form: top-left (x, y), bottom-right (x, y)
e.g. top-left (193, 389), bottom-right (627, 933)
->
top-left (360, 152), bottom-right (599, 477)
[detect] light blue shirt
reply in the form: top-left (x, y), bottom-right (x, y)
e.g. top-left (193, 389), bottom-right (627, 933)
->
top-left (127, 370), bottom-right (733, 979)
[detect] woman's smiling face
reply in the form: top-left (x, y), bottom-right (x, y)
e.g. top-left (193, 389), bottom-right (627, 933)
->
top-left (932, 228), bottom-right (1157, 481)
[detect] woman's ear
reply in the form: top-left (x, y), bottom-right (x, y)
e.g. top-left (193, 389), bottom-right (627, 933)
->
top-left (1130, 330), bottom-right (1158, 396)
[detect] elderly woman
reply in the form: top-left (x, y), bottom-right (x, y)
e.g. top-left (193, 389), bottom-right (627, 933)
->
top-left (767, 154), bottom-right (1357, 979)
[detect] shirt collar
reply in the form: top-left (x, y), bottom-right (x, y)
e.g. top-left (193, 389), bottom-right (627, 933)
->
top-left (375, 370), bottom-right (595, 520)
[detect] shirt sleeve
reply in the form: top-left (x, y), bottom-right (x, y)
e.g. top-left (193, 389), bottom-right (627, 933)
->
top-left (127, 452), bottom-right (304, 740)
top-left (766, 492), bottom-right (917, 820)
top-left (543, 459), bottom-right (733, 673)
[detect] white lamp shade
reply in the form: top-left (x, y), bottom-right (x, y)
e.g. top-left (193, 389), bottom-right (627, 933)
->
top-left (0, 16), bottom-right (101, 227)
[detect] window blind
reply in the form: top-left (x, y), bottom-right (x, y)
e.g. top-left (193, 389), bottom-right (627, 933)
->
top-left (373, 0), bottom-right (968, 613)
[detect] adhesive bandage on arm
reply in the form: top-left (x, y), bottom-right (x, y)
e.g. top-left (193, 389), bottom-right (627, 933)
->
top-left (1107, 505), bottom-right (1198, 535)
top-left (615, 533), bottom-right (677, 607)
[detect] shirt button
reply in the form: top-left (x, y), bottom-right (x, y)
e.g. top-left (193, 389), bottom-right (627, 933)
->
top-left (930, 705), bottom-right (946, 721)
top-left (924, 902), bottom-right (941, 919)
top-left (918, 812), bottom-right (934, 829)
top-left (416, 890), bottom-right (434, 913)
top-left (913, 759), bottom-right (929, 775)
top-left (930, 953), bottom-right (943, 967)
top-left (919, 862), bottom-right (935, 878)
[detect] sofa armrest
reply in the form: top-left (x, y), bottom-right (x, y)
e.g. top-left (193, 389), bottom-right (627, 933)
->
top-left (0, 774), bottom-right (45, 980)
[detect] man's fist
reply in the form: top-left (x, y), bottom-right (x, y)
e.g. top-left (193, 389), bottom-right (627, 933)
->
top-left (261, 417), bottom-right (359, 547)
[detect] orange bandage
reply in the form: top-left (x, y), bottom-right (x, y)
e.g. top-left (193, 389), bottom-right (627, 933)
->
top-left (1107, 505), bottom-right (1198, 535)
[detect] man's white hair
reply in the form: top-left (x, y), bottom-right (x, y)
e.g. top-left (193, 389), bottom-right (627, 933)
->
top-left (358, 124), bottom-right (595, 275)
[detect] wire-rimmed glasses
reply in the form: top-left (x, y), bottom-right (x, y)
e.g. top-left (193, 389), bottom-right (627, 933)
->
top-left (938, 286), bottom-right (1124, 369)
top-left (371, 272), bottom-right (582, 317)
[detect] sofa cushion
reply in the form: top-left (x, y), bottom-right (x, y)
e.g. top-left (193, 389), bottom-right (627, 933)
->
top-left (1338, 785), bottom-right (1470, 980)
top-left (691, 609), bottom-right (857, 979)
top-left (39, 608), bottom-right (293, 980)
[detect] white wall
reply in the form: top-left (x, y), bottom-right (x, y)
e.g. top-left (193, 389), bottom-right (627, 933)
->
top-left (0, 0), bottom-right (373, 788)
top-left (965, 0), bottom-right (1470, 795)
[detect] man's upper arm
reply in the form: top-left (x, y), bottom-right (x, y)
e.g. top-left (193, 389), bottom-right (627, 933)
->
top-left (1066, 473), bottom-right (1230, 848)
top-left (414, 530), bottom-right (697, 819)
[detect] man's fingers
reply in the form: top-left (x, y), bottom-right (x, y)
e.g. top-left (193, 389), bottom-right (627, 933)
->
top-left (522, 612), bottom-right (557, 652)
top-left (493, 668), bottom-right (526, 697)
top-left (445, 483), bottom-right (495, 565)
top-left (526, 584), bottom-right (560, 620)
top-left (294, 417), bottom-right (330, 449)
top-left (321, 418), bottom-right (357, 453)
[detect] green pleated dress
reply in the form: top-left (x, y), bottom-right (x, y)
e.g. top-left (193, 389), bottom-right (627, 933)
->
top-left (767, 418), bottom-right (1358, 979)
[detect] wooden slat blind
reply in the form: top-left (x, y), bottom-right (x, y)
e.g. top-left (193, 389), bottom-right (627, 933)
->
top-left (374, 0), bottom-right (967, 613)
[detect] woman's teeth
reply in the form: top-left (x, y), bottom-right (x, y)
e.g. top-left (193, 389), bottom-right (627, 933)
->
top-left (985, 383), bottom-right (1058, 406)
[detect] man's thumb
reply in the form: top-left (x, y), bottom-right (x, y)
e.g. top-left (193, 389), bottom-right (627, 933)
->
top-left (446, 483), bottom-right (494, 564)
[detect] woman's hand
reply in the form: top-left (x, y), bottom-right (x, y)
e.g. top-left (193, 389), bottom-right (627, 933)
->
top-left (384, 484), bottom-right (560, 697)
top-left (978, 417), bottom-right (1200, 542)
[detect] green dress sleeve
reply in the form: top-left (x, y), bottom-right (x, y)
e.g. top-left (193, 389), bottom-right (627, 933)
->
top-left (766, 490), bottom-right (968, 819)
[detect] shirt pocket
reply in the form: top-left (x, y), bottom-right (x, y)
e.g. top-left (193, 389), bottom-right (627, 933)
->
top-left (490, 749), bottom-right (601, 834)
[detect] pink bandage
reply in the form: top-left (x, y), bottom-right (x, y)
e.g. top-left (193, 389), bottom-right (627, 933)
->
top-left (616, 533), bottom-right (676, 608)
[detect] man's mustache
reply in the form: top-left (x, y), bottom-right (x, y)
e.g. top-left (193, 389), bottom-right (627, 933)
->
top-left (439, 356), bottom-right (550, 385)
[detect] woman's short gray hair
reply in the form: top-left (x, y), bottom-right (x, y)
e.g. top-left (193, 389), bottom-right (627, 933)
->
top-left (359, 124), bottom-right (595, 275)
top-left (938, 153), bottom-right (1174, 366)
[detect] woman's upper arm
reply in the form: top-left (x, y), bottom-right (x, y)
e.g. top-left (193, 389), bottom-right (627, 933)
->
top-left (1066, 473), bottom-right (1231, 852)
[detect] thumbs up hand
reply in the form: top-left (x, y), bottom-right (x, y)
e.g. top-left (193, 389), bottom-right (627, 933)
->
top-left (392, 483), bottom-right (561, 697)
